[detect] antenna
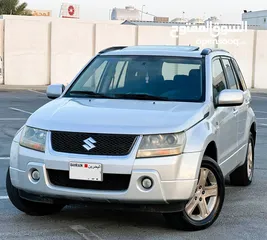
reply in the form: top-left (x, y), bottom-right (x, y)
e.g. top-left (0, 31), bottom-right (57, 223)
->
top-left (59, 3), bottom-right (63, 18)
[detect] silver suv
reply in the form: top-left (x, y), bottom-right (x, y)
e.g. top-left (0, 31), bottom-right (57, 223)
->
top-left (7, 46), bottom-right (256, 231)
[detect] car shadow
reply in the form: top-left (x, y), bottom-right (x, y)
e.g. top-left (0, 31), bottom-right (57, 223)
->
top-left (52, 204), bottom-right (169, 230)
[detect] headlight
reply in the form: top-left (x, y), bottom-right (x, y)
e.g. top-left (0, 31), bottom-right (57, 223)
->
top-left (19, 126), bottom-right (47, 152)
top-left (136, 133), bottom-right (186, 158)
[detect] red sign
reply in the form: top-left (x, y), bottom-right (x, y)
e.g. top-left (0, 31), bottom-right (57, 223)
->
top-left (60, 3), bottom-right (80, 19)
top-left (68, 5), bottom-right (75, 16)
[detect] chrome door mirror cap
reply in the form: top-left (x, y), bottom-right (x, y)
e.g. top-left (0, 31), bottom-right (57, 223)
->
top-left (217, 89), bottom-right (244, 107)
top-left (46, 84), bottom-right (65, 99)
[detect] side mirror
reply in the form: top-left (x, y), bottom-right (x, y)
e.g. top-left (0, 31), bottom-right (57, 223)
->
top-left (217, 89), bottom-right (244, 107)
top-left (46, 84), bottom-right (65, 99)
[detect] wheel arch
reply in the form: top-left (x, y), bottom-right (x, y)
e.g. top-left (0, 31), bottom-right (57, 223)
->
top-left (250, 122), bottom-right (256, 145)
top-left (203, 141), bottom-right (218, 162)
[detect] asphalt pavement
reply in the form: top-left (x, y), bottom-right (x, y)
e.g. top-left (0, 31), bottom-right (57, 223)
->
top-left (0, 89), bottom-right (267, 240)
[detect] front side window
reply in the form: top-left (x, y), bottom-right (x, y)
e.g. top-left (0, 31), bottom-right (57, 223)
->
top-left (65, 56), bottom-right (204, 102)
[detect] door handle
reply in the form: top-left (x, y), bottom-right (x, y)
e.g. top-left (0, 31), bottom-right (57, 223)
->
top-left (233, 108), bottom-right (238, 115)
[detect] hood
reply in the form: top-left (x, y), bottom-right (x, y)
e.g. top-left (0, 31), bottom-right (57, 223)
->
top-left (26, 98), bottom-right (209, 135)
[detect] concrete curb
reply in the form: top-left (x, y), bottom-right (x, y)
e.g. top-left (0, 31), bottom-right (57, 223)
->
top-left (250, 88), bottom-right (267, 93)
top-left (0, 85), bottom-right (48, 91)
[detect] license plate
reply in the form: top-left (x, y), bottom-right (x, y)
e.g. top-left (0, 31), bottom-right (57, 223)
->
top-left (69, 162), bottom-right (103, 182)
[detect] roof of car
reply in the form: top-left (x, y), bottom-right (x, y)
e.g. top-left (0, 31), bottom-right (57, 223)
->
top-left (99, 45), bottom-right (231, 58)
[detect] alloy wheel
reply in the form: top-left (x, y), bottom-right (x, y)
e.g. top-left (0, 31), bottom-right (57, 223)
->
top-left (185, 168), bottom-right (218, 221)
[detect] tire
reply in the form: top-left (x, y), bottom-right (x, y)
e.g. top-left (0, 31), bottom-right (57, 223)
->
top-left (230, 133), bottom-right (254, 186)
top-left (6, 168), bottom-right (65, 216)
top-left (164, 156), bottom-right (225, 231)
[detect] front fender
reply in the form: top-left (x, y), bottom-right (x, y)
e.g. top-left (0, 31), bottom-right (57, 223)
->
top-left (184, 119), bottom-right (216, 156)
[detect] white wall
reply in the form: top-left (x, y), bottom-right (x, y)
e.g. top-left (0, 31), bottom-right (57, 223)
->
top-left (0, 20), bottom-right (4, 84)
top-left (50, 19), bottom-right (94, 85)
top-left (178, 32), bottom-right (216, 48)
top-left (138, 26), bottom-right (176, 45)
top-left (95, 24), bottom-right (136, 53)
top-left (4, 19), bottom-right (50, 85)
top-left (254, 31), bottom-right (267, 89)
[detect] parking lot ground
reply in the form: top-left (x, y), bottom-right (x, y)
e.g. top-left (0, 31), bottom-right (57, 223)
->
top-left (0, 90), bottom-right (267, 240)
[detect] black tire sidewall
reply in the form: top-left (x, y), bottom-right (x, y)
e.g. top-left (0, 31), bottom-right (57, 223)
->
top-left (246, 133), bottom-right (255, 183)
top-left (6, 168), bottom-right (64, 216)
top-left (230, 133), bottom-right (255, 186)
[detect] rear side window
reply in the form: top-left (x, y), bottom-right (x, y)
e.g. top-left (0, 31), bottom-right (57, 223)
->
top-left (221, 59), bottom-right (238, 89)
top-left (162, 62), bottom-right (201, 80)
top-left (231, 58), bottom-right (247, 91)
top-left (212, 59), bottom-right (227, 98)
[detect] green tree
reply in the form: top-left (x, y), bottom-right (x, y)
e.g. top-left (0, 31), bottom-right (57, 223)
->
top-left (0, 0), bottom-right (32, 16)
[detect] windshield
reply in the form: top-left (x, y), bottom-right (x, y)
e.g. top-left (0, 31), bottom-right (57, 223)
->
top-left (65, 55), bottom-right (205, 102)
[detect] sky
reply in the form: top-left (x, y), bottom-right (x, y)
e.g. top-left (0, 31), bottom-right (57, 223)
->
top-left (25, 0), bottom-right (267, 23)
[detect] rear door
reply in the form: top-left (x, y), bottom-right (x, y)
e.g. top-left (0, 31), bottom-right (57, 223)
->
top-left (212, 57), bottom-right (238, 170)
top-left (231, 58), bottom-right (251, 154)
top-left (221, 57), bottom-right (248, 167)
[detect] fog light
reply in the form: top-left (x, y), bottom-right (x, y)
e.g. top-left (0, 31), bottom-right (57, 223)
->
top-left (141, 177), bottom-right (153, 189)
top-left (31, 170), bottom-right (40, 181)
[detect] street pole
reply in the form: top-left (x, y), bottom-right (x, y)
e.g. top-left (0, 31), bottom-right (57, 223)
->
top-left (141, 5), bottom-right (145, 20)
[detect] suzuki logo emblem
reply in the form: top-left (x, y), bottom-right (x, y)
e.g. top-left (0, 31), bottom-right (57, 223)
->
top-left (82, 137), bottom-right (96, 151)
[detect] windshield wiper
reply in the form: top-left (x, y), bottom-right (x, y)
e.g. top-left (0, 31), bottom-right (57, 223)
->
top-left (68, 91), bottom-right (114, 99)
top-left (113, 93), bottom-right (169, 101)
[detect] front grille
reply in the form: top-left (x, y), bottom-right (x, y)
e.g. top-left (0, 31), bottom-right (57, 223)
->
top-left (51, 131), bottom-right (137, 156)
top-left (47, 169), bottom-right (131, 191)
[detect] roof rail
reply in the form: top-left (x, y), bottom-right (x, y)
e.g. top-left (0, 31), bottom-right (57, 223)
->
top-left (98, 46), bottom-right (128, 54)
top-left (188, 46), bottom-right (200, 51)
top-left (174, 46), bottom-right (200, 51)
top-left (201, 48), bottom-right (229, 55)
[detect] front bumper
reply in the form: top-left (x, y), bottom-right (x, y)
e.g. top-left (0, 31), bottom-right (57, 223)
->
top-left (10, 140), bottom-right (202, 205)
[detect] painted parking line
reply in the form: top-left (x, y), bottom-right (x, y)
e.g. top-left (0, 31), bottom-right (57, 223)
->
top-left (70, 225), bottom-right (103, 240)
top-left (9, 107), bottom-right (32, 115)
top-left (259, 124), bottom-right (267, 127)
top-left (0, 118), bottom-right (27, 121)
top-left (253, 96), bottom-right (267, 99)
top-left (28, 89), bottom-right (46, 95)
top-left (0, 157), bottom-right (10, 160)
top-left (0, 196), bottom-right (9, 200)
top-left (255, 111), bottom-right (267, 114)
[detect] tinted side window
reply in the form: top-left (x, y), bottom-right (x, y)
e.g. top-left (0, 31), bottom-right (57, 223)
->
top-left (230, 60), bottom-right (243, 90)
top-left (222, 59), bottom-right (238, 89)
top-left (231, 59), bottom-right (247, 90)
top-left (212, 59), bottom-right (227, 98)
